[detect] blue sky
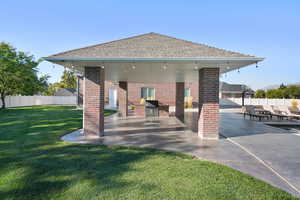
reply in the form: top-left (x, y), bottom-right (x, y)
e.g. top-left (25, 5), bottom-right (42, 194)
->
top-left (1, 0), bottom-right (299, 90)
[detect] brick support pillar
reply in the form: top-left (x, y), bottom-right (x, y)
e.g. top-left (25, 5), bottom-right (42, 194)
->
top-left (83, 67), bottom-right (105, 136)
top-left (77, 75), bottom-right (83, 108)
top-left (118, 81), bottom-right (128, 117)
top-left (175, 82), bottom-right (185, 119)
top-left (198, 68), bottom-right (219, 139)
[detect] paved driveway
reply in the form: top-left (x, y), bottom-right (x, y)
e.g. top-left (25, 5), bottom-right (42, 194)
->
top-left (62, 111), bottom-right (300, 197)
top-left (220, 112), bottom-right (300, 197)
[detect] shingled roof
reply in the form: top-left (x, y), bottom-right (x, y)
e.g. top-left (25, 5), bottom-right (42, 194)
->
top-left (220, 82), bottom-right (254, 93)
top-left (48, 32), bottom-right (255, 59)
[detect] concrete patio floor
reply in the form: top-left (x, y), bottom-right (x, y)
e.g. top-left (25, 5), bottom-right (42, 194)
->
top-left (62, 110), bottom-right (300, 198)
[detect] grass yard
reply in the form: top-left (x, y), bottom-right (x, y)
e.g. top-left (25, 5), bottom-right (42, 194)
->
top-left (0, 106), bottom-right (298, 200)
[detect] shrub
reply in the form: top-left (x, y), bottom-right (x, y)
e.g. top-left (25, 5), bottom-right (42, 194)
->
top-left (254, 90), bottom-right (266, 98)
top-left (291, 100), bottom-right (299, 108)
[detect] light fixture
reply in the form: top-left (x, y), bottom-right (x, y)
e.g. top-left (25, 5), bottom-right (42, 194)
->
top-left (226, 66), bottom-right (230, 70)
top-left (101, 65), bottom-right (105, 69)
top-left (132, 65), bottom-right (136, 69)
top-left (163, 65), bottom-right (167, 70)
top-left (194, 66), bottom-right (198, 70)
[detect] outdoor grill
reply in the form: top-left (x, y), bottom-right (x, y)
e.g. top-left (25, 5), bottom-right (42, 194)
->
top-left (145, 100), bottom-right (159, 117)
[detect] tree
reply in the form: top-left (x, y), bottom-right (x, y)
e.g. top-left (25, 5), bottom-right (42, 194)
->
top-left (266, 89), bottom-right (284, 99)
top-left (43, 82), bottom-right (61, 96)
top-left (0, 42), bottom-right (48, 109)
top-left (43, 70), bottom-right (77, 96)
top-left (285, 85), bottom-right (300, 99)
top-left (254, 90), bottom-right (266, 98)
top-left (279, 83), bottom-right (287, 89)
top-left (60, 70), bottom-right (77, 89)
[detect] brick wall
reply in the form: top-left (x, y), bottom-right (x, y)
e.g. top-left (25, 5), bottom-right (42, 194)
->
top-left (175, 82), bottom-right (185, 118)
top-left (84, 67), bottom-right (105, 136)
top-left (198, 68), bottom-right (219, 139)
top-left (104, 81), bottom-right (199, 106)
top-left (118, 81), bottom-right (128, 117)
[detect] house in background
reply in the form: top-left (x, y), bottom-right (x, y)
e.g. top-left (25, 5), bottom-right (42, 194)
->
top-left (220, 82), bottom-right (254, 98)
top-left (54, 88), bottom-right (77, 96)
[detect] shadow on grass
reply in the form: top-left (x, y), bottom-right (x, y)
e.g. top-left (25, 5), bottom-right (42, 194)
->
top-left (0, 106), bottom-right (186, 200)
top-left (0, 106), bottom-right (298, 200)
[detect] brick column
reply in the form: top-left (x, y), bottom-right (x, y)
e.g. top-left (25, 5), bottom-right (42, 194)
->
top-left (198, 68), bottom-right (219, 139)
top-left (83, 67), bottom-right (105, 136)
top-left (118, 81), bottom-right (128, 117)
top-left (77, 75), bottom-right (83, 108)
top-left (175, 82), bottom-right (185, 119)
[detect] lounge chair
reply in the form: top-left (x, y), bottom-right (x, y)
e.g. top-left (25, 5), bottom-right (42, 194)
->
top-left (281, 106), bottom-right (300, 120)
top-left (255, 105), bottom-right (271, 115)
top-left (254, 105), bottom-right (264, 110)
top-left (243, 105), bottom-right (270, 121)
top-left (266, 105), bottom-right (288, 120)
top-left (242, 105), bottom-right (253, 117)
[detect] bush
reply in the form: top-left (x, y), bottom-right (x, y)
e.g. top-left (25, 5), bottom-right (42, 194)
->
top-left (256, 85), bottom-right (300, 99)
top-left (254, 90), bottom-right (266, 98)
top-left (291, 100), bottom-right (299, 108)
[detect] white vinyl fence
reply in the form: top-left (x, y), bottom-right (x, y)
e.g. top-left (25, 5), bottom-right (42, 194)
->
top-left (0, 96), bottom-right (77, 108)
top-left (225, 98), bottom-right (300, 107)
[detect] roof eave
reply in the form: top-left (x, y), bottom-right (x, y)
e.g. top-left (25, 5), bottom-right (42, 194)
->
top-left (43, 57), bottom-right (264, 62)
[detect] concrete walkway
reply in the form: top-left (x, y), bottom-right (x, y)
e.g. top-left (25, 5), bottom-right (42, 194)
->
top-left (62, 111), bottom-right (300, 198)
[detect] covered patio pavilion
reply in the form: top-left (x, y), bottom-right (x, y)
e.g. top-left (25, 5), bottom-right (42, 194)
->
top-left (44, 32), bottom-right (263, 140)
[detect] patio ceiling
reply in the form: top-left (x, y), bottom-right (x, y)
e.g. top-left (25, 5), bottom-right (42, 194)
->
top-left (45, 58), bottom-right (261, 83)
top-left (44, 33), bottom-right (263, 83)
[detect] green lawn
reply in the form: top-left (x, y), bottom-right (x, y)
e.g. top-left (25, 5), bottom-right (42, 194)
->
top-left (0, 106), bottom-right (298, 200)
